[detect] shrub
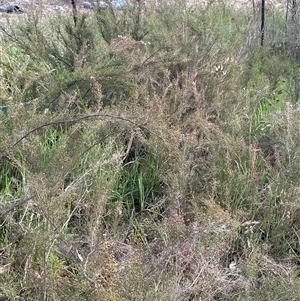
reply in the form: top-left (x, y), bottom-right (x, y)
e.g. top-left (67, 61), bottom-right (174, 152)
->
top-left (2, 1), bottom-right (300, 300)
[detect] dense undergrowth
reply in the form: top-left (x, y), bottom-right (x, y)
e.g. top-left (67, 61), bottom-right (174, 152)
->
top-left (1, 0), bottom-right (300, 300)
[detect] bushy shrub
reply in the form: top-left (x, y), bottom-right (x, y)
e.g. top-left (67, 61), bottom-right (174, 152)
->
top-left (2, 1), bottom-right (300, 300)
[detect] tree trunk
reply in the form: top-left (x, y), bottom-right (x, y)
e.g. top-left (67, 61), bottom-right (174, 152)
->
top-left (71, 0), bottom-right (77, 27)
top-left (260, 0), bottom-right (265, 46)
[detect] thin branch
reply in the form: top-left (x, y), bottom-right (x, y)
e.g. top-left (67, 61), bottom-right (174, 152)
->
top-left (11, 113), bottom-right (139, 147)
top-left (0, 196), bottom-right (32, 219)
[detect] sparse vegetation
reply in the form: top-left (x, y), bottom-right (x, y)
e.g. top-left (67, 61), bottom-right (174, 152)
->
top-left (1, 0), bottom-right (300, 300)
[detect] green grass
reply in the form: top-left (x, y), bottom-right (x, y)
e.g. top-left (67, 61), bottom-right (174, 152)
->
top-left (110, 148), bottom-right (162, 217)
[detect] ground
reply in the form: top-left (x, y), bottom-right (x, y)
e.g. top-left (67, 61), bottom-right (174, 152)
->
top-left (4, 0), bottom-right (285, 24)
top-left (0, 0), bottom-right (288, 13)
